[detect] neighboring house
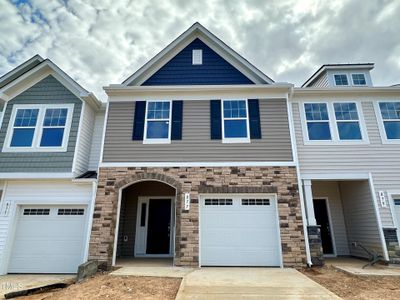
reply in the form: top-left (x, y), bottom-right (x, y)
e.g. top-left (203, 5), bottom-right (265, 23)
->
top-left (88, 23), bottom-right (309, 269)
top-left (291, 63), bottom-right (400, 264)
top-left (0, 55), bottom-right (105, 274)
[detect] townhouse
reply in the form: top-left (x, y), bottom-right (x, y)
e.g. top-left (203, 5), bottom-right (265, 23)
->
top-left (0, 55), bottom-right (105, 274)
top-left (0, 23), bottom-right (399, 274)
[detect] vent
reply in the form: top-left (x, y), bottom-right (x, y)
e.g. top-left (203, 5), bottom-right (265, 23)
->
top-left (394, 199), bottom-right (400, 206)
top-left (23, 208), bottom-right (50, 215)
top-left (242, 199), bottom-right (270, 206)
top-left (192, 49), bottom-right (203, 65)
top-left (58, 208), bottom-right (84, 215)
top-left (204, 199), bottom-right (233, 206)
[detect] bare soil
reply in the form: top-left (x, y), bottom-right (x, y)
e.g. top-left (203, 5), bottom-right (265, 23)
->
top-left (300, 265), bottom-right (400, 300)
top-left (18, 274), bottom-right (181, 300)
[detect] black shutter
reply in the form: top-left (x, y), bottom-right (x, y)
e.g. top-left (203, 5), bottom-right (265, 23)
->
top-left (248, 99), bottom-right (262, 139)
top-left (210, 100), bottom-right (222, 139)
top-left (132, 101), bottom-right (146, 140)
top-left (171, 101), bottom-right (183, 140)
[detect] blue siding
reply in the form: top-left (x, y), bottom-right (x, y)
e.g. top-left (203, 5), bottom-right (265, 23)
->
top-left (141, 39), bottom-right (254, 85)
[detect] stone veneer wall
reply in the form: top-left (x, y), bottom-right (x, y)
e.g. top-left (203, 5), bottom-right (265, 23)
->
top-left (88, 166), bottom-right (307, 268)
top-left (307, 226), bottom-right (324, 266)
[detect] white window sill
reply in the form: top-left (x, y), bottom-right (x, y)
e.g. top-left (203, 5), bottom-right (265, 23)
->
top-left (303, 140), bottom-right (370, 146)
top-left (2, 147), bottom-right (68, 153)
top-left (222, 138), bottom-right (251, 144)
top-left (143, 139), bottom-right (171, 144)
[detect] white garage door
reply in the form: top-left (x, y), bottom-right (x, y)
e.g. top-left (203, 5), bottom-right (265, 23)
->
top-left (200, 196), bottom-right (281, 266)
top-left (8, 206), bottom-right (87, 273)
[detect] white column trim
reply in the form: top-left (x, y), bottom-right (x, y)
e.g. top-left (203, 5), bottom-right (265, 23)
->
top-left (303, 179), bottom-right (317, 226)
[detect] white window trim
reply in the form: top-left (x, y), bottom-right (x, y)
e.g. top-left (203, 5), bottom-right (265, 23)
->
top-left (300, 100), bottom-right (369, 145)
top-left (143, 100), bottom-right (172, 144)
top-left (333, 73), bottom-right (349, 86)
top-left (375, 100), bottom-right (400, 144)
top-left (192, 49), bottom-right (203, 65)
top-left (350, 73), bottom-right (367, 86)
top-left (3, 104), bottom-right (74, 152)
top-left (221, 99), bottom-right (250, 144)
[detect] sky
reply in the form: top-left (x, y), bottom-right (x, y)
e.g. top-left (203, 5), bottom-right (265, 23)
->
top-left (1, 0), bottom-right (400, 100)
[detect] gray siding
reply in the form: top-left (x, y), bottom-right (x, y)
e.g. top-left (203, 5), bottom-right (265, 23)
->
top-left (293, 101), bottom-right (400, 227)
top-left (0, 75), bottom-right (82, 172)
top-left (103, 99), bottom-right (293, 162)
top-left (340, 180), bottom-right (384, 258)
top-left (312, 181), bottom-right (349, 255)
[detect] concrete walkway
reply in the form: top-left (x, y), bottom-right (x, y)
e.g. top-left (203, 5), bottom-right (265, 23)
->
top-left (328, 257), bottom-right (400, 276)
top-left (0, 274), bottom-right (75, 299)
top-left (176, 268), bottom-right (340, 299)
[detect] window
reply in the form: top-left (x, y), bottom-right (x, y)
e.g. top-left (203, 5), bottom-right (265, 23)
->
top-left (144, 101), bottom-right (171, 143)
top-left (352, 74), bottom-right (366, 86)
top-left (242, 199), bottom-right (270, 205)
top-left (192, 49), bottom-right (203, 65)
top-left (334, 74), bottom-right (349, 86)
top-left (10, 109), bottom-right (39, 147)
top-left (379, 102), bottom-right (400, 140)
top-left (333, 102), bottom-right (362, 140)
top-left (5, 104), bottom-right (73, 152)
top-left (394, 199), bottom-right (400, 206)
top-left (204, 199), bottom-right (233, 205)
top-left (23, 208), bottom-right (50, 215)
top-left (222, 99), bottom-right (250, 142)
top-left (304, 103), bottom-right (331, 140)
top-left (58, 208), bottom-right (84, 215)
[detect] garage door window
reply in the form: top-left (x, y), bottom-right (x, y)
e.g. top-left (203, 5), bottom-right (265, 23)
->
top-left (58, 208), bottom-right (84, 215)
top-left (23, 208), bottom-right (50, 215)
top-left (242, 199), bottom-right (270, 205)
top-left (204, 199), bottom-right (233, 205)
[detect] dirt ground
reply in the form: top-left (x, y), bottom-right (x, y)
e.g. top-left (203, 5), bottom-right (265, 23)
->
top-left (300, 265), bottom-right (400, 300)
top-left (18, 274), bottom-right (181, 300)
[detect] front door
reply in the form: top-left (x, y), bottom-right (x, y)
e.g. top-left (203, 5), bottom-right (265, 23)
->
top-left (313, 199), bottom-right (334, 255)
top-left (135, 198), bottom-right (172, 256)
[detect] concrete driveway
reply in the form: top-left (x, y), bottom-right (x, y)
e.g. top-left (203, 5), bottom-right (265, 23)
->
top-left (0, 274), bottom-right (75, 299)
top-left (176, 268), bottom-right (340, 299)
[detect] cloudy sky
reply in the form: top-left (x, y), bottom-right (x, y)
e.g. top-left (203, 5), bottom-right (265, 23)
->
top-left (1, 0), bottom-right (399, 100)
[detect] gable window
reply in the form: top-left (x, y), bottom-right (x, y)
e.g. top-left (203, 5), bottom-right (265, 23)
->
top-left (351, 74), bottom-right (366, 86)
top-left (334, 74), bottom-right (349, 86)
top-left (378, 102), bottom-right (400, 140)
top-left (333, 102), bottom-right (362, 140)
top-left (144, 101), bottom-right (171, 143)
top-left (192, 49), bottom-right (203, 65)
top-left (222, 99), bottom-right (250, 143)
top-left (4, 104), bottom-right (73, 152)
top-left (304, 103), bottom-right (331, 140)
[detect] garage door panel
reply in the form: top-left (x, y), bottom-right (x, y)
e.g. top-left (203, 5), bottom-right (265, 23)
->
top-left (8, 206), bottom-right (87, 274)
top-left (201, 196), bottom-right (281, 267)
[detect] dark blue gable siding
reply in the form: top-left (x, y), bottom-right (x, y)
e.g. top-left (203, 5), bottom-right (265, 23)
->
top-left (141, 38), bottom-right (254, 85)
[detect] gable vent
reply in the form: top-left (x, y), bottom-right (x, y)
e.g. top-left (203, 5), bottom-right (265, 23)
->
top-left (192, 49), bottom-right (203, 65)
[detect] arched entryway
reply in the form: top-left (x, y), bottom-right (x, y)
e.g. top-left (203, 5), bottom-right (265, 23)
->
top-left (114, 179), bottom-right (178, 266)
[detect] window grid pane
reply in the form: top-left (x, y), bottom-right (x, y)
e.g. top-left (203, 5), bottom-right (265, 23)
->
top-left (352, 74), bottom-right (366, 85)
top-left (380, 102), bottom-right (400, 120)
top-left (223, 100), bottom-right (247, 119)
top-left (305, 103), bottom-right (329, 121)
top-left (43, 108), bottom-right (67, 127)
top-left (14, 109), bottom-right (39, 127)
top-left (334, 74), bottom-right (349, 86)
top-left (334, 103), bottom-right (359, 121)
top-left (147, 101), bottom-right (170, 120)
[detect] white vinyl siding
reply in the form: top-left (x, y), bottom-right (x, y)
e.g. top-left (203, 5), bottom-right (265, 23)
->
top-left (292, 99), bottom-right (400, 227)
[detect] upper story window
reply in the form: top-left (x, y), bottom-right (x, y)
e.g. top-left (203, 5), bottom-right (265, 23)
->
top-left (334, 74), bottom-right (349, 86)
top-left (192, 49), bottom-right (203, 65)
top-left (144, 101), bottom-right (171, 143)
top-left (351, 74), bottom-right (366, 86)
top-left (378, 102), bottom-right (400, 140)
top-left (333, 102), bottom-right (362, 140)
top-left (4, 104), bottom-right (73, 152)
top-left (304, 103), bottom-right (331, 140)
top-left (222, 100), bottom-right (250, 143)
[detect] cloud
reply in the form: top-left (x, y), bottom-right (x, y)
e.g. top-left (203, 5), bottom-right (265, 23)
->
top-left (1, 0), bottom-right (400, 101)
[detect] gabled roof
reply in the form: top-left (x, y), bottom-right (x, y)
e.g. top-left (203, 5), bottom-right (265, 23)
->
top-left (122, 22), bottom-right (274, 86)
top-left (0, 56), bottom-right (101, 109)
top-left (302, 63), bottom-right (374, 87)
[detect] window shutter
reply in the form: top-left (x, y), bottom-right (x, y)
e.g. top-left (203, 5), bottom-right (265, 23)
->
top-left (132, 101), bottom-right (146, 140)
top-left (210, 100), bottom-right (222, 139)
top-left (248, 99), bottom-right (262, 139)
top-left (171, 101), bottom-right (183, 140)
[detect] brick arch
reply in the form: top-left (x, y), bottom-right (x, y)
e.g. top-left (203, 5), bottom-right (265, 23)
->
top-left (114, 172), bottom-right (182, 191)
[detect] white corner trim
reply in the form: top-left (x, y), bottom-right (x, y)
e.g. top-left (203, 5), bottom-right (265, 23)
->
top-left (83, 181), bottom-right (97, 262)
top-left (72, 102), bottom-right (86, 176)
top-left (99, 161), bottom-right (296, 168)
top-left (98, 102), bottom-right (109, 166)
top-left (368, 173), bottom-right (390, 261)
top-left (0, 173), bottom-right (74, 179)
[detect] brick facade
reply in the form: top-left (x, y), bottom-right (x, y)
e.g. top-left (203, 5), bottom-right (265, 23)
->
top-left (88, 166), bottom-right (307, 268)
